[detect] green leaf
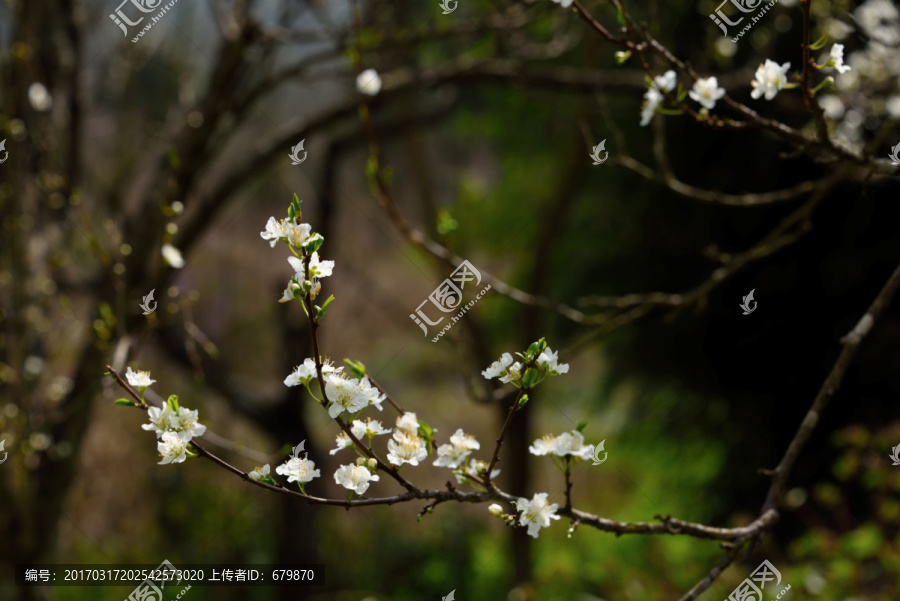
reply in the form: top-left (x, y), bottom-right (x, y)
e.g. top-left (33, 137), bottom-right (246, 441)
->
top-left (418, 420), bottom-right (436, 454)
top-left (115, 398), bottom-right (135, 407)
top-left (576, 420), bottom-right (588, 432)
top-left (516, 394), bottom-right (530, 410)
top-left (344, 359), bottom-right (367, 379)
top-left (305, 237), bottom-right (324, 254)
top-left (315, 295), bottom-right (335, 320)
top-left (614, 51), bottom-right (632, 65)
top-left (167, 395), bottom-right (179, 412)
top-left (522, 368), bottom-right (539, 388)
top-left (616, 4), bottom-right (626, 27)
top-left (809, 33), bottom-right (829, 51)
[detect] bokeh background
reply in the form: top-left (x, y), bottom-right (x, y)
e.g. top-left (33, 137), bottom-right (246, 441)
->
top-left (1, 0), bottom-right (899, 600)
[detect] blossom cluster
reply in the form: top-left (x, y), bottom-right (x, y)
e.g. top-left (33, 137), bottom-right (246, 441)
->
top-left (482, 338), bottom-right (569, 389)
top-left (127, 367), bottom-right (207, 465)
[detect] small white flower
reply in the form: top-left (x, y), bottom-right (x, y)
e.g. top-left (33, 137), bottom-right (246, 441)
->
top-left (158, 431), bottom-right (188, 465)
top-left (161, 243), bottom-right (186, 268)
top-left (260, 217), bottom-right (288, 248)
top-left (828, 44), bottom-right (852, 74)
top-left (434, 428), bottom-right (481, 468)
top-left (488, 503), bottom-right (504, 517)
top-left (357, 377), bottom-right (386, 411)
top-left (276, 456), bottom-right (321, 484)
top-left (536, 347), bottom-right (569, 375)
top-left (552, 431), bottom-right (594, 460)
top-left (285, 222), bottom-right (322, 249)
top-left (689, 77), bottom-right (726, 110)
top-left (352, 418), bottom-right (391, 439)
top-left (751, 60), bottom-right (791, 100)
top-left (142, 404), bottom-right (176, 438)
top-left (248, 464), bottom-right (270, 481)
top-left (307, 252), bottom-right (334, 278)
top-left (387, 430), bottom-right (428, 466)
top-left (324, 375), bottom-right (369, 419)
top-left (528, 433), bottom-right (558, 456)
top-left (28, 83), bottom-right (52, 112)
top-left (334, 463), bottom-right (380, 494)
top-left (330, 431), bottom-right (354, 455)
top-left (172, 406), bottom-right (207, 442)
top-left (640, 70), bottom-right (677, 126)
top-left (516, 492), bottom-right (561, 538)
top-left (395, 411), bottom-right (419, 434)
top-left (284, 358), bottom-right (318, 387)
top-left (482, 352), bottom-right (514, 379)
top-left (550, 0), bottom-right (574, 7)
top-left (356, 69), bottom-right (382, 96)
top-left (126, 366), bottom-right (156, 389)
top-left (499, 361), bottom-right (523, 384)
top-left (278, 286), bottom-right (294, 303)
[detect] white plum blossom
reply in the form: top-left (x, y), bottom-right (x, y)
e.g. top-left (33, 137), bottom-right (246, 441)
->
top-left (500, 361), bottom-right (523, 384)
top-left (142, 404), bottom-right (176, 438)
top-left (536, 347), bottom-right (569, 375)
top-left (278, 286), bottom-right (294, 303)
top-left (126, 366), bottom-right (156, 389)
top-left (285, 222), bottom-right (322, 249)
top-left (551, 0), bottom-right (574, 7)
top-left (157, 432), bottom-right (188, 465)
top-left (330, 431), bottom-right (354, 455)
top-left (307, 252), bottom-right (334, 279)
top-left (324, 375), bottom-right (370, 418)
top-left (529, 430), bottom-right (594, 459)
top-left (482, 352), bottom-right (514, 379)
top-left (172, 406), bottom-right (207, 442)
top-left (334, 464), bottom-right (380, 494)
top-left (827, 44), bottom-right (852, 74)
top-left (395, 412), bottom-right (419, 434)
top-left (161, 243), bottom-right (185, 268)
top-left (284, 358), bottom-right (341, 387)
top-left (751, 60), bottom-right (791, 100)
top-left (387, 430), bottom-right (428, 466)
top-left (516, 492), bottom-right (561, 538)
top-left (276, 456), bottom-right (321, 484)
top-left (356, 377), bottom-right (386, 411)
top-left (260, 217), bottom-right (288, 247)
top-left (455, 458), bottom-right (500, 484)
top-left (689, 77), bottom-right (726, 110)
top-left (356, 69), bottom-right (382, 96)
top-left (352, 418), bottom-right (392, 439)
top-left (248, 464), bottom-right (270, 481)
top-left (640, 70), bottom-right (677, 126)
top-left (433, 428), bottom-right (481, 469)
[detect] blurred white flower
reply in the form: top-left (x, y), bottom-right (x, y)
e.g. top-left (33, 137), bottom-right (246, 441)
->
top-left (126, 366), bottom-right (156, 389)
top-left (330, 431), bottom-right (353, 455)
top-left (356, 69), bottom-right (382, 96)
top-left (552, 431), bottom-right (594, 459)
top-left (28, 83), bottom-right (52, 111)
top-left (284, 358), bottom-right (341, 387)
top-left (260, 217), bottom-right (288, 248)
top-left (528, 434), bottom-right (558, 456)
top-left (142, 404), bottom-right (176, 438)
top-left (855, 0), bottom-right (900, 46)
top-left (482, 352), bottom-right (514, 379)
top-left (516, 492), bottom-right (561, 538)
top-left (689, 77), bottom-right (726, 110)
top-left (751, 59), bottom-right (791, 100)
top-left (433, 428), bottom-right (481, 468)
top-left (886, 95), bottom-right (900, 118)
top-left (640, 70), bottom-right (677, 126)
top-left (536, 347), bottom-right (569, 375)
top-left (334, 464), bottom-right (380, 494)
top-left (161, 243), bottom-right (185, 268)
top-left (387, 430), bottom-right (428, 466)
top-left (157, 432), bottom-right (188, 465)
top-left (551, 0), bottom-right (574, 7)
top-left (276, 456), bottom-right (321, 484)
top-left (248, 464), bottom-right (270, 481)
top-left (455, 458), bottom-right (500, 484)
top-left (828, 44), bottom-right (852, 74)
top-left (395, 412), bottom-right (419, 434)
top-left (818, 95), bottom-right (845, 120)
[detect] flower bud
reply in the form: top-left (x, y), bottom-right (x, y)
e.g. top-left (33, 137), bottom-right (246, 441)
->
top-left (367, 458), bottom-right (378, 470)
top-left (488, 503), bottom-right (504, 517)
